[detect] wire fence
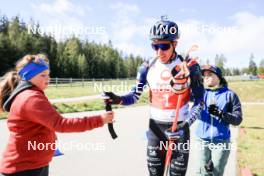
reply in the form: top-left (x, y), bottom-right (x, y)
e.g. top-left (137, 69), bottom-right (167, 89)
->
top-left (49, 78), bottom-right (136, 87)
top-left (0, 76), bottom-right (262, 88)
top-left (225, 75), bottom-right (261, 81)
top-left (48, 76), bottom-right (262, 87)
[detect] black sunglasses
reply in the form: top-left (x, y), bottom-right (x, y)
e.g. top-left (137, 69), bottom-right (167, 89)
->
top-left (151, 43), bottom-right (171, 51)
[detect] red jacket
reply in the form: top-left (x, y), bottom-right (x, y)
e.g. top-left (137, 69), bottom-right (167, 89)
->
top-left (0, 87), bottom-right (104, 174)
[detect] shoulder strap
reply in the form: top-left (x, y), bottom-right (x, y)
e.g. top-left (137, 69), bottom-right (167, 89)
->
top-left (178, 54), bottom-right (184, 62)
top-left (147, 57), bottom-right (158, 69)
top-left (3, 81), bottom-right (33, 112)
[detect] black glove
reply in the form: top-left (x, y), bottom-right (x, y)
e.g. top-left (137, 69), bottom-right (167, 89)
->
top-left (103, 92), bottom-right (122, 105)
top-left (208, 104), bottom-right (222, 118)
top-left (164, 121), bottom-right (189, 141)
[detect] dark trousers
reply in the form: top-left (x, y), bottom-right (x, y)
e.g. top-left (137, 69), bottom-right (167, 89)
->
top-left (1, 166), bottom-right (49, 176)
top-left (147, 119), bottom-right (190, 176)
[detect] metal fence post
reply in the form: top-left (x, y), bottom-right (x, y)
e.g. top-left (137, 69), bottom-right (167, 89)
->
top-left (56, 77), bottom-right (58, 88)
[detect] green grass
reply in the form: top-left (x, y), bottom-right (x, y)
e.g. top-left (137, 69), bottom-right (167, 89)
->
top-left (45, 79), bottom-right (264, 101)
top-left (45, 79), bottom-right (136, 99)
top-left (228, 80), bottom-right (264, 102)
top-left (1, 80), bottom-right (264, 120)
top-left (45, 86), bottom-right (99, 99)
top-left (237, 105), bottom-right (264, 176)
top-left (0, 112), bottom-right (7, 119)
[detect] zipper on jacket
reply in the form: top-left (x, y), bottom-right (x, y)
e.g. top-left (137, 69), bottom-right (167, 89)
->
top-left (209, 94), bottom-right (216, 143)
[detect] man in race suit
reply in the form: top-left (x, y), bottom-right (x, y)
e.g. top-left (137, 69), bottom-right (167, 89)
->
top-left (104, 16), bottom-right (204, 176)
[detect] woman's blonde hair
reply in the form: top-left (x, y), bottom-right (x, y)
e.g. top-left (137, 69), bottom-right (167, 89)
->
top-left (0, 54), bottom-right (49, 112)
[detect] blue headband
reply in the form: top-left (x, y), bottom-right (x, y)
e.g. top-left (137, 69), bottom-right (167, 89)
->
top-left (18, 59), bottom-right (49, 81)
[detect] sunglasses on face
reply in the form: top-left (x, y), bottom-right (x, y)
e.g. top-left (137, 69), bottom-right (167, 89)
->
top-left (151, 43), bottom-right (171, 51)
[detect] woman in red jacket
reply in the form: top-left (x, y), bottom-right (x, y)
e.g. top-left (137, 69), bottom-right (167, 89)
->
top-left (0, 54), bottom-right (114, 176)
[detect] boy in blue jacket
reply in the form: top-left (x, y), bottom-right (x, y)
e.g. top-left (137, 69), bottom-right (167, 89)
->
top-left (196, 65), bottom-right (242, 176)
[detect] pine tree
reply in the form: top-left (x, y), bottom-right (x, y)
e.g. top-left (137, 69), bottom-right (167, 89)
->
top-left (248, 53), bottom-right (257, 75)
top-left (258, 59), bottom-right (264, 75)
top-left (214, 54), bottom-right (226, 75)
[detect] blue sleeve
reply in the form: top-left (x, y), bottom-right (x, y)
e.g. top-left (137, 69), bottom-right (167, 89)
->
top-left (121, 62), bottom-right (148, 105)
top-left (221, 92), bottom-right (243, 126)
top-left (186, 102), bottom-right (204, 126)
top-left (189, 62), bottom-right (204, 105)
